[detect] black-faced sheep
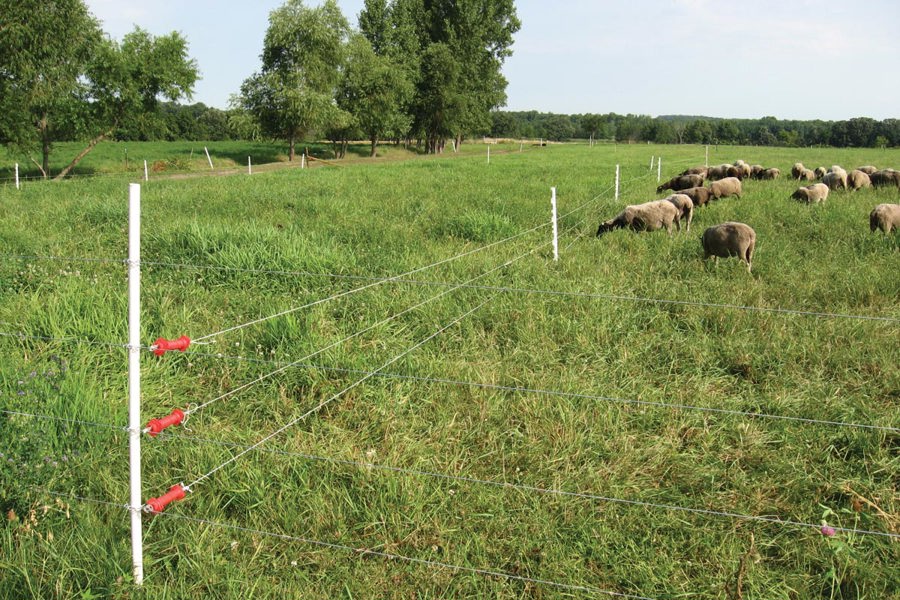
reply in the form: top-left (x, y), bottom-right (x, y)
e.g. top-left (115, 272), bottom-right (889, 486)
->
top-left (657, 173), bottom-right (705, 194)
top-left (701, 222), bottom-right (756, 273)
top-left (678, 186), bottom-right (714, 207)
top-left (664, 193), bottom-right (694, 233)
top-left (596, 200), bottom-right (680, 237)
top-left (870, 169), bottom-right (900, 189)
top-left (791, 183), bottom-right (830, 204)
top-left (870, 204), bottom-right (900, 233)
top-left (798, 168), bottom-right (817, 181)
top-left (726, 165), bottom-right (745, 179)
top-left (756, 167), bottom-right (781, 180)
top-left (814, 166), bottom-right (827, 179)
top-left (847, 170), bottom-right (872, 191)
top-left (791, 162), bottom-right (806, 179)
top-left (750, 165), bottom-right (764, 178)
top-left (856, 165), bottom-right (878, 175)
top-left (709, 177), bottom-right (743, 200)
top-left (733, 160), bottom-right (751, 179)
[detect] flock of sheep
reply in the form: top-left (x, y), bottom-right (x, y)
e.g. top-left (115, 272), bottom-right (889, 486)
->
top-left (595, 159), bottom-right (900, 273)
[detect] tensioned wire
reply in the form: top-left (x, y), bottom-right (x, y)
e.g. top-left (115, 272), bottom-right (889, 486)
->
top-left (24, 486), bottom-right (654, 599)
top-left (9, 414), bottom-right (897, 539)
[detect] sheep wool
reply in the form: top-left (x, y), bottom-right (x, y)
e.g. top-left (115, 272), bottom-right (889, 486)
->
top-left (869, 204), bottom-right (900, 233)
top-left (597, 200), bottom-right (680, 237)
top-left (701, 222), bottom-right (756, 273)
top-left (709, 177), bottom-right (743, 200)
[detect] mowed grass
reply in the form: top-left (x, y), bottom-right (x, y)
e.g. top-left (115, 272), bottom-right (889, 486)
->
top-left (0, 142), bottom-right (898, 599)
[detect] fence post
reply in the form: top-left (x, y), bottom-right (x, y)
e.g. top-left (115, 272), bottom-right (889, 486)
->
top-left (204, 146), bottom-right (213, 170)
top-left (550, 187), bottom-right (559, 262)
top-left (143, 160), bottom-right (148, 182)
top-left (615, 164), bottom-right (620, 201)
top-left (487, 146), bottom-right (490, 165)
top-left (301, 153), bottom-right (306, 169)
top-left (248, 156), bottom-right (252, 175)
top-left (657, 157), bottom-right (662, 182)
top-left (15, 163), bottom-right (19, 190)
top-left (127, 183), bottom-right (144, 586)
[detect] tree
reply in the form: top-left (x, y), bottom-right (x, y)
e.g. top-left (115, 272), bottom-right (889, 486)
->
top-left (0, 1), bottom-right (197, 178)
top-left (337, 34), bottom-right (412, 156)
top-left (236, 0), bottom-right (350, 160)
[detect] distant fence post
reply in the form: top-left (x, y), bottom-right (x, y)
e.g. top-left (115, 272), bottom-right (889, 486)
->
top-left (204, 147), bottom-right (213, 170)
top-left (301, 153), bottom-right (306, 169)
top-left (657, 157), bottom-right (662, 182)
top-left (15, 163), bottom-right (19, 190)
top-left (615, 164), bottom-right (620, 201)
top-left (127, 183), bottom-right (145, 586)
top-left (650, 156), bottom-right (654, 172)
top-left (143, 160), bottom-right (148, 182)
top-left (550, 187), bottom-right (559, 262)
top-left (519, 141), bottom-right (523, 152)
top-left (487, 146), bottom-right (490, 165)
top-left (248, 156), bottom-right (252, 175)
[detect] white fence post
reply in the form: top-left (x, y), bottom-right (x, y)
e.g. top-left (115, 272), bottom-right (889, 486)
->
top-left (650, 156), bottom-right (654, 172)
top-left (550, 187), bottom-right (559, 262)
top-left (487, 146), bottom-right (490, 165)
top-left (127, 183), bottom-right (144, 586)
top-left (657, 157), bottom-right (662, 182)
top-left (143, 160), bottom-right (148, 182)
top-left (301, 153), bottom-right (306, 169)
top-left (615, 164), bottom-right (620, 201)
top-left (248, 156), bottom-right (252, 175)
top-left (15, 163), bottom-right (20, 190)
top-left (204, 147), bottom-right (213, 170)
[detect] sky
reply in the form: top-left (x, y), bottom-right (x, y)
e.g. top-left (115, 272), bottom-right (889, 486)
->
top-left (83, 0), bottom-right (900, 121)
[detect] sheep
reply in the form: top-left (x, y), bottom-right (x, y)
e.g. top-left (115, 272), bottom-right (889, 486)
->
top-left (750, 164), bottom-right (765, 179)
top-left (679, 166), bottom-right (709, 177)
top-left (707, 164), bottom-right (731, 181)
top-left (709, 177), bottom-right (743, 200)
top-left (870, 169), bottom-right (900, 189)
top-left (734, 160), bottom-right (751, 179)
top-left (657, 173), bottom-right (705, 194)
top-left (869, 203), bottom-right (900, 233)
top-left (791, 162), bottom-right (806, 179)
top-left (798, 168), bottom-right (817, 181)
top-left (664, 193), bottom-right (694, 233)
top-left (847, 169), bottom-right (872, 191)
top-left (726, 165), bottom-right (745, 180)
top-left (678, 186), bottom-right (714, 207)
top-left (856, 165), bottom-right (878, 175)
top-left (814, 166), bottom-right (827, 179)
top-left (822, 171), bottom-right (847, 191)
top-left (596, 200), bottom-right (681, 237)
top-left (701, 222), bottom-right (756, 273)
top-left (756, 167), bottom-right (781, 180)
top-left (791, 183), bottom-right (830, 204)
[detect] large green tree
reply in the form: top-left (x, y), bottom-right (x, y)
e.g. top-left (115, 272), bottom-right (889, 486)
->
top-left (236, 0), bottom-right (350, 161)
top-left (0, 0), bottom-right (198, 179)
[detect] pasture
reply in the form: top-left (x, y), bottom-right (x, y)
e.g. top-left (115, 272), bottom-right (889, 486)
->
top-left (1, 142), bottom-right (898, 599)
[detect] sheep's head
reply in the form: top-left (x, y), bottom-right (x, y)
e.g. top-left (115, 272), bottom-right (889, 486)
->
top-left (596, 220), bottom-right (616, 237)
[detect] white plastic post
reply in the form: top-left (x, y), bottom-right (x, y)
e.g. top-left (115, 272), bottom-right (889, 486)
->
top-left (248, 156), bottom-right (252, 175)
top-left (15, 163), bottom-right (19, 190)
top-left (204, 146), bottom-right (213, 170)
top-left (657, 157), bottom-right (662, 182)
top-left (650, 156), bottom-right (654, 171)
top-left (301, 153), bottom-right (306, 169)
top-left (487, 146), bottom-right (490, 165)
top-left (550, 187), bottom-right (559, 262)
top-left (143, 160), bottom-right (148, 182)
top-left (127, 183), bottom-right (144, 586)
top-left (519, 141), bottom-right (523, 152)
top-left (615, 164), bottom-right (620, 201)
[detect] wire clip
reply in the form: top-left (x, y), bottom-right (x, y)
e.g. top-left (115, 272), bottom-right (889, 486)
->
top-left (145, 409), bottom-right (185, 437)
top-left (153, 335), bottom-right (191, 356)
top-left (145, 484), bottom-right (187, 513)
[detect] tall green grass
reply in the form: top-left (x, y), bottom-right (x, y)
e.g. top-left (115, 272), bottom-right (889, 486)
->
top-left (1, 143), bottom-right (898, 599)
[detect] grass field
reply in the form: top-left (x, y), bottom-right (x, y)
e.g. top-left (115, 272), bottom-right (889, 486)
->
top-left (1, 142), bottom-right (898, 599)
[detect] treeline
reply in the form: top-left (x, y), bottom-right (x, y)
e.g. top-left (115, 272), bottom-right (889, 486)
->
top-left (116, 103), bottom-right (238, 142)
top-left (491, 112), bottom-right (900, 148)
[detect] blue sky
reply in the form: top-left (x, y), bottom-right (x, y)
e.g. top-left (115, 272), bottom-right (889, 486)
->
top-left (84, 0), bottom-right (900, 121)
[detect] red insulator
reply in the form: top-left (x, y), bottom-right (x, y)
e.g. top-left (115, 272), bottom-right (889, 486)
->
top-left (153, 335), bottom-right (191, 357)
top-left (145, 484), bottom-right (186, 513)
top-left (145, 409), bottom-right (185, 437)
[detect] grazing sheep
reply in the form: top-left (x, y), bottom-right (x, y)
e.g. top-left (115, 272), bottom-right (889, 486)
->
top-left (856, 165), bottom-right (878, 175)
top-left (847, 169), bottom-right (872, 191)
top-left (814, 166), bottom-right (827, 179)
top-left (596, 200), bottom-right (680, 237)
top-left (678, 186), bottom-right (714, 207)
top-left (757, 167), bottom-right (781, 180)
top-left (734, 160), bottom-right (751, 179)
top-left (680, 166), bottom-right (709, 177)
top-left (750, 165), bottom-right (765, 178)
top-left (709, 177), bottom-right (743, 200)
top-left (869, 203), bottom-right (900, 233)
top-left (707, 164), bottom-right (731, 181)
top-left (664, 193), bottom-right (694, 233)
top-left (791, 183), bottom-right (830, 204)
top-left (822, 171), bottom-right (847, 191)
top-left (726, 165), bottom-right (745, 179)
top-left (701, 222), bottom-right (756, 273)
top-left (657, 173), bottom-right (705, 194)
top-left (870, 169), bottom-right (900, 189)
top-left (791, 162), bottom-right (806, 179)
top-left (798, 168), bottom-right (817, 181)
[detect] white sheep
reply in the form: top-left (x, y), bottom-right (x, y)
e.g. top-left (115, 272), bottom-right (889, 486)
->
top-left (701, 222), bottom-right (756, 273)
top-left (663, 193), bottom-right (694, 233)
top-left (791, 183), bottom-right (830, 204)
top-left (822, 171), bottom-right (847, 191)
top-left (870, 204), bottom-right (900, 234)
top-left (709, 177), bottom-right (742, 200)
top-left (596, 200), bottom-right (680, 237)
top-left (847, 170), bottom-right (872, 192)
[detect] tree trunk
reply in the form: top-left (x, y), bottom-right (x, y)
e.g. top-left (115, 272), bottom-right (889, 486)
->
top-left (40, 113), bottom-right (51, 179)
top-left (370, 135), bottom-right (378, 157)
top-left (289, 135), bottom-right (295, 161)
top-left (54, 129), bottom-right (113, 180)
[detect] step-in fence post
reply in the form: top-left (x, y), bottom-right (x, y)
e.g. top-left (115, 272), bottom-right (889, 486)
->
top-left (143, 160), bottom-right (148, 182)
top-left (650, 156), bottom-right (654, 172)
top-left (615, 164), bottom-right (620, 201)
top-left (551, 187), bottom-right (559, 262)
top-left (487, 146), bottom-right (490, 165)
top-left (127, 183), bottom-right (144, 585)
top-left (204, 146), bottom-right (213, 170)
top-left (248, 156), bottom-right (252, 175)
top-left (15, 163), bottom-right (19, 190)
top-left (657, 157), bottom-right (662, 182)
